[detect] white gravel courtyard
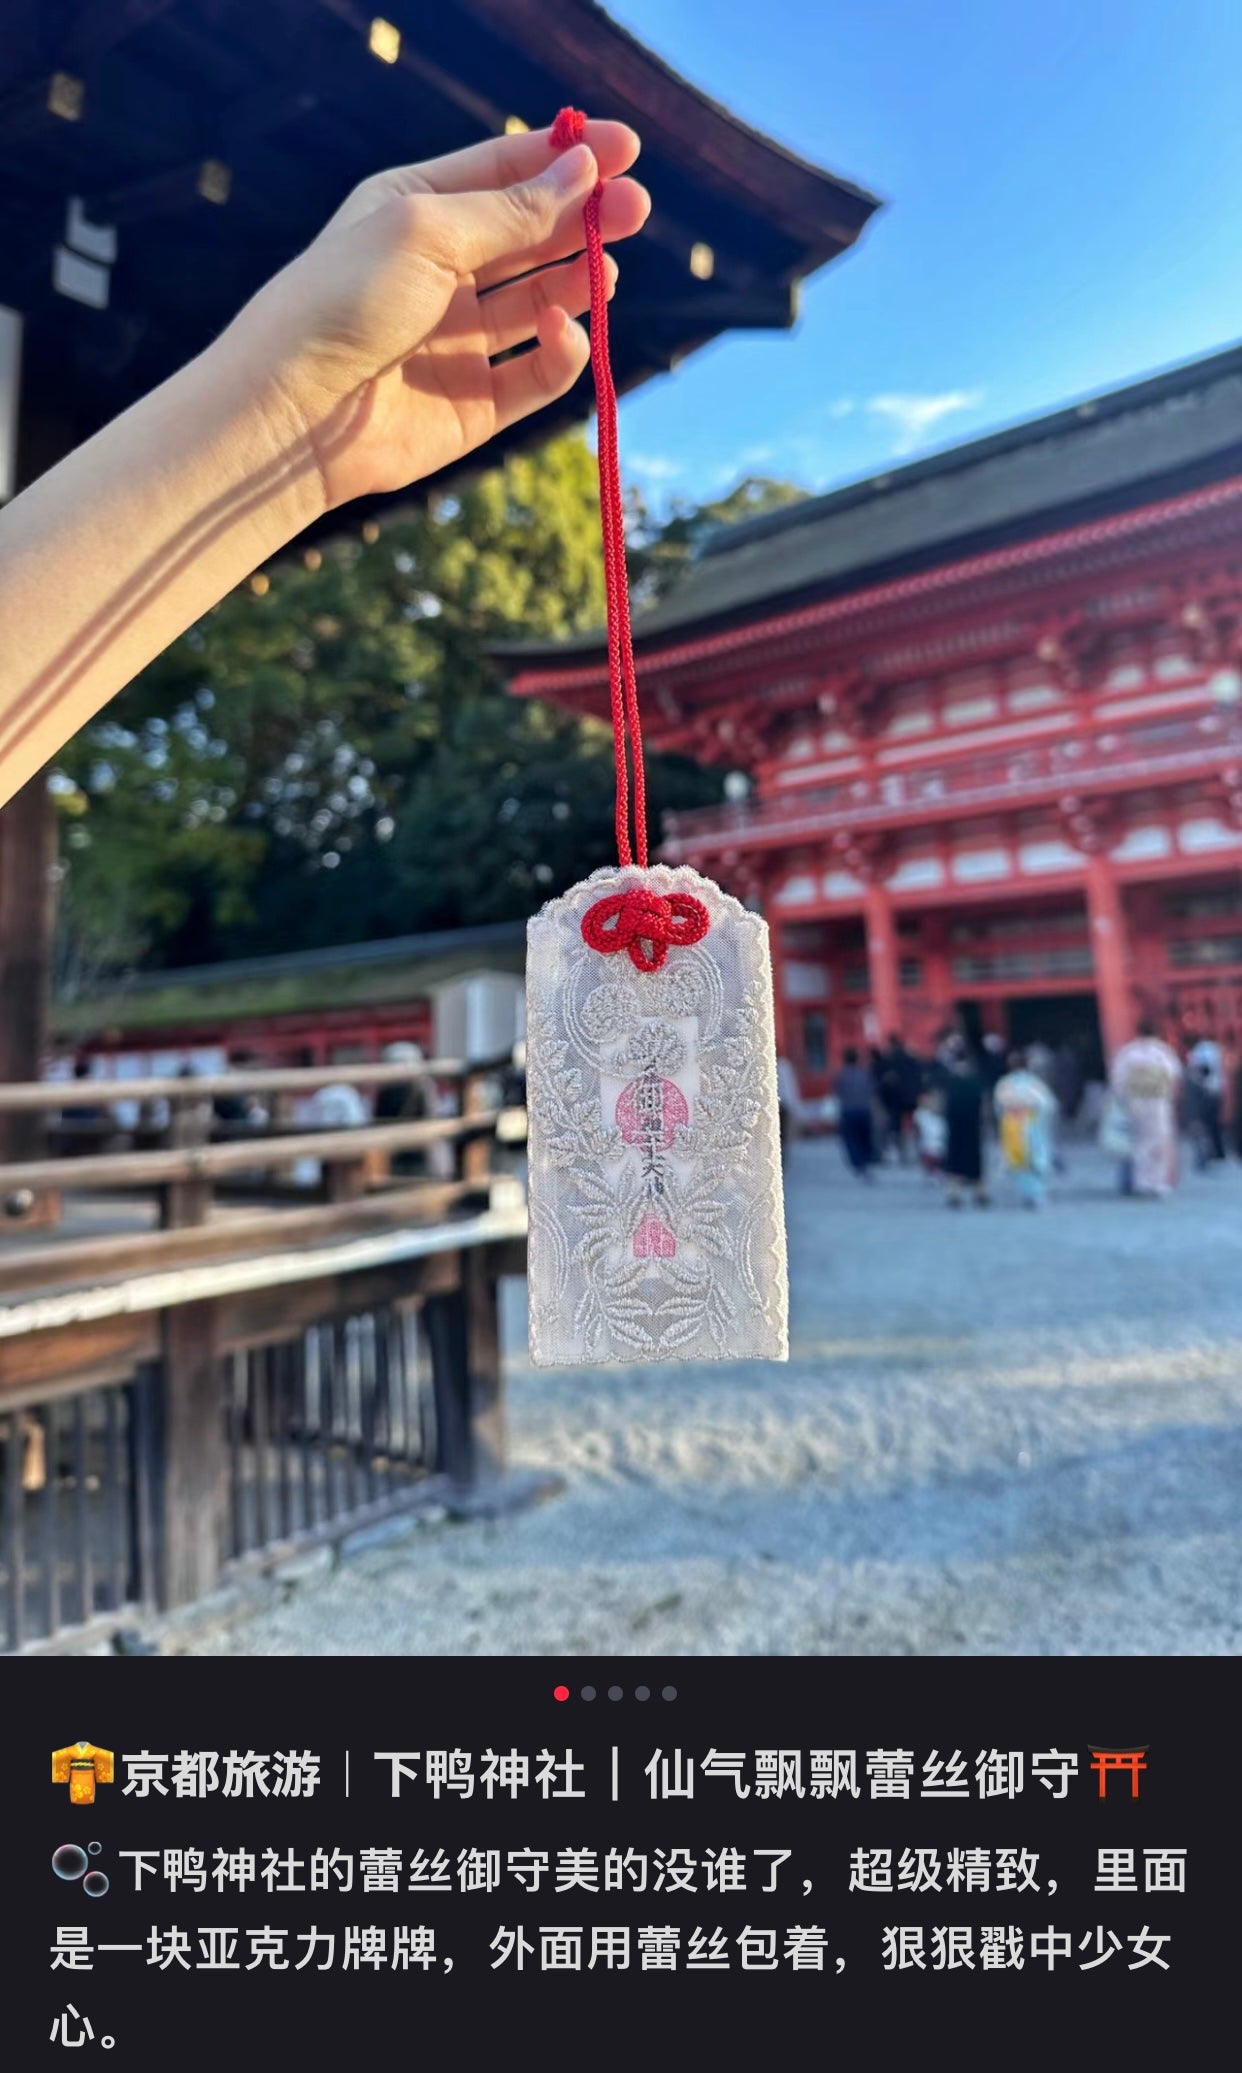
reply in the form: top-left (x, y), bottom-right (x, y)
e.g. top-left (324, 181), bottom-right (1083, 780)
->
top-left (179, 1138), bottom-right (1242, 1658)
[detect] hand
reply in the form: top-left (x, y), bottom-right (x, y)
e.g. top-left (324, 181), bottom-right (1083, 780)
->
top-left (220, 121), bottom-right (649, 513)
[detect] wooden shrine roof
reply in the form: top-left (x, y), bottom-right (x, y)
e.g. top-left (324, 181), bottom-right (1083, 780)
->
top-left (53, 919), bottom-right (527, 1039)
top-left (1, 0), bottom-right (879, 505)
top-left (502, 339), bottom-right (1242, 673)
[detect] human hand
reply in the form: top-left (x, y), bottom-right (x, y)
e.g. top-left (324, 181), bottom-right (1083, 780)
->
top-left (218, 121), bottom-right (649, 514)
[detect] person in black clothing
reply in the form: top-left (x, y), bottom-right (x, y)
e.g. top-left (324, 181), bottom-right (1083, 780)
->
top-left (374, 1041), bottom-right (431, 1176)
top-left (937, 1035), bottom-right (989, 1207)
top-left (212, 1049), bottom-right (266, 1128)
top-left (499, 1039), bottom-right (527, 1115)
top-left (374, 1041), bottom-right (430, 1123)
top-left (979, 1030), bottom-right (1007, 1096)
top-left (1051, 1041), bottom-right (1083, 1125)
top-left (835, 1046), bottom-right (876, 1178)
top-left (875, 1032), bottom-right (922, 1162)
top-left (60, 1054), bottom-right (107, 1125)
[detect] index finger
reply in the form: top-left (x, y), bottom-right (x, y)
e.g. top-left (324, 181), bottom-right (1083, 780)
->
top-left (383, 119), bottom-right (640, 198)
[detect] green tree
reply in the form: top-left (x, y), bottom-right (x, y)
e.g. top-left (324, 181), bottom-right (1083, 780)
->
top-left (54, 439), bottom-right (796, 975)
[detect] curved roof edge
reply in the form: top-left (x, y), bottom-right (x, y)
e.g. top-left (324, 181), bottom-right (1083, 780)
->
top-left (497, 337), bottom-right (1242, 672)
top-left (465, 0), bottom-right (881, 261)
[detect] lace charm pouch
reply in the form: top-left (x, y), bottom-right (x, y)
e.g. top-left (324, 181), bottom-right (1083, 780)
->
top-left (527, 865), bottom-right (787, 1365)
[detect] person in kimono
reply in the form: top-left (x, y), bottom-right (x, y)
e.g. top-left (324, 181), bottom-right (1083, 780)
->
top-left (993, 1049), bottom-right (1058, 1207)
top-left (1110, 1018), bottom-right (1183, 1197)
top-left (913, 1085), bottom-right (947, 1177)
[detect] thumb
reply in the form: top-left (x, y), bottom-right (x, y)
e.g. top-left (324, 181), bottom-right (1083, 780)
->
top-left (418, 143), bottom-right (599, 277)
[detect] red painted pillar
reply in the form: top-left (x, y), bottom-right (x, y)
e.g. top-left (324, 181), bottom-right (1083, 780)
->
top-left (828, 926), bottom-right (850, 1067)
top-left (922, 917), bottom-right (954, 1031)
top-left (863, 878), bottom-right (901, 1043)
top-left (1127, 887), bottom-right (1164, 1018)
top-left (764, 882), bottom-right (789, 1058)
top-left (1084, 851), bottom-right (1135, 1062)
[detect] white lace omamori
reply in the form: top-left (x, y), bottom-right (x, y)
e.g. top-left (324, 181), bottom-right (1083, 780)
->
top-left (526, 865), bottom-right (789, 1366)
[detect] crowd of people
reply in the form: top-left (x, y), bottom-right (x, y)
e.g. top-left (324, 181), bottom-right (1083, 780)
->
top-left (830, 1021), bottom-right (1240, 1207)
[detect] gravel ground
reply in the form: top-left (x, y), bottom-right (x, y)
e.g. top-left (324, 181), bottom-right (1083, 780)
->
top-left (176, 1138), bottom-right (1242, 1658)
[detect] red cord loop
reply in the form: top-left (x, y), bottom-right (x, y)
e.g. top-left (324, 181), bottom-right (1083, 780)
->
top-left (581, 889), bottom-right (710, 973)
top-left (551, 107), bottom-right (648, 872)
top-left (552, 110), bottom-right (706, 969)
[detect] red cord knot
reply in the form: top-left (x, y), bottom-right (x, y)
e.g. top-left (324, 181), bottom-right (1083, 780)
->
top-left (581, 888), bottom-right (710, 973)
top-left (550, 106), bottom-right (587, 151)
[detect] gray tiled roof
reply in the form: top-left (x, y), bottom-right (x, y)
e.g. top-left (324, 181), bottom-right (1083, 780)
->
top-left (504, 341), bottom-right (1242, 662)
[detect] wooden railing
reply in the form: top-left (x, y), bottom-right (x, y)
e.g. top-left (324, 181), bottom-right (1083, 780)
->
top-left (0, 1055), bottom-right (492, 1114)
top-left (0, 1057), bottom-right (531, 1652)
top-left (0, 1054), bottom-right (515, 1227)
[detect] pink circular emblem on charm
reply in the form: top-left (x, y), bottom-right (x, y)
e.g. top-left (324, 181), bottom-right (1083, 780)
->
top-left (615, 1076), bottom-right (689, 1150)
top-left (632, 1211), bottom-right (677, 1259)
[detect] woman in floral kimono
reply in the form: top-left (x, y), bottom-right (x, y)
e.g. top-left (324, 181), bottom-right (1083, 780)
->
top-left (1110, 1019), bottom-right (1183, 1197)
top-left (993, 1049), bottom-right (1058, 1207)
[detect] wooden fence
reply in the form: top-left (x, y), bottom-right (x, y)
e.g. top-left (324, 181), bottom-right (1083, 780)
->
top-left (0, 1057), bottom-right (528, 1652)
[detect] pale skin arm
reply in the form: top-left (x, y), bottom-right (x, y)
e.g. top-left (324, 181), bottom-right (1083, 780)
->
top-left (0, 124), bottom-right (648, 807)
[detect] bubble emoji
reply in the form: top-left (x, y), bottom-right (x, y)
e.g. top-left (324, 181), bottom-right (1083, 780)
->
top-left (83, 1871), bottom-right (110, 1899)
top-left (52, 1844), bottom-right (88, 1881)
top-left (88, 1841), bottom-right (102, 1855)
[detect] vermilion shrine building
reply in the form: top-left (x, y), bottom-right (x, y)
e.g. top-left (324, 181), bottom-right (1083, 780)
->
top-left (508, 344), bottom-right (1242, 1095)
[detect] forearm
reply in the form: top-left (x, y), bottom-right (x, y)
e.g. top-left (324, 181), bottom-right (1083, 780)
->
top-left (0, 334), bottom-right (324, 805)
top-left (0, 123), bottom-right (643, 808)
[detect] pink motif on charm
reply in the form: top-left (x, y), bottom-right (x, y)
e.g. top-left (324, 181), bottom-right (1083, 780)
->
top-left (632, 1211), bottom-right (677, 1259)
top-left (615, 1076), bottom-right (689, 1150)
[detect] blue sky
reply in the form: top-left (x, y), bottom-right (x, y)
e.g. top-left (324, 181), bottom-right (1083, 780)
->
top-left (609, 0), bottom-right (1242, 507)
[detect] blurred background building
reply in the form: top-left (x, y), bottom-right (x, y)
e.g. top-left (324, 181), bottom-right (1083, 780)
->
top-left (52, 920), bottom-right (526, 1081)
top-left (506, 344), bottom-right (1242, 1097)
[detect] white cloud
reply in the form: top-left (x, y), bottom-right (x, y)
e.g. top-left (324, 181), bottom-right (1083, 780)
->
top-left (865, 389), bottom-right (983, 456)
top-left (628, 452), bottom-right (683, 481)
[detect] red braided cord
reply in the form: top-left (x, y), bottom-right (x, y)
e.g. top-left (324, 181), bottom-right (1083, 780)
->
top-left (551, 108), bottom-right (648, 870)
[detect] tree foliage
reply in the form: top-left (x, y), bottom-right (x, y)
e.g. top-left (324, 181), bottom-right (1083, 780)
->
top-left (54, 437), bottom-right (795, 976)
